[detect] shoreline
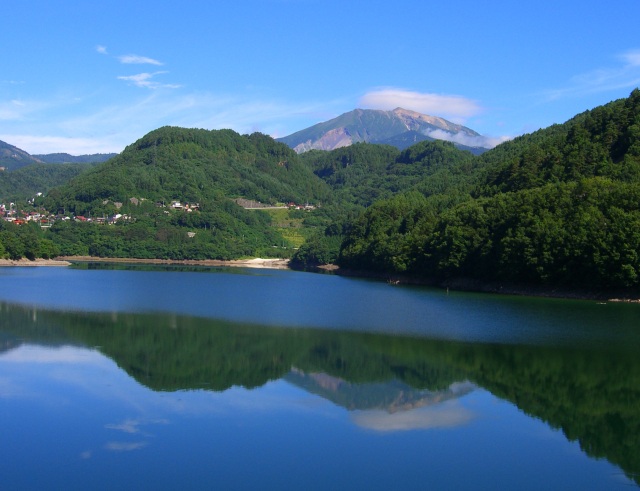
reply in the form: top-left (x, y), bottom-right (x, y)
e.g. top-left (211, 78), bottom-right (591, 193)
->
top-left (313, 264), bottom-right (640, 303)
top-left (55, 256), bottom-right (291, 269)
top-left (0, 258), bottom-right (73, 267)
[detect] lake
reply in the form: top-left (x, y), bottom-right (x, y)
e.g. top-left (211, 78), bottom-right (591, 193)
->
top-left (1, 264), bottom-right (639, 490)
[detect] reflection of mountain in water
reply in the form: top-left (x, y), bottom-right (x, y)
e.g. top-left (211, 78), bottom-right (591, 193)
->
top-left (285, 369), bottom-right (474, 413)
top-left (1, 301), bottom-right (639, 485)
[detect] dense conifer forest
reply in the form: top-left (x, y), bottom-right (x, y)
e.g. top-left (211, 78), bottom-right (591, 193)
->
top-left (299, 90), bottom-right (640, 291)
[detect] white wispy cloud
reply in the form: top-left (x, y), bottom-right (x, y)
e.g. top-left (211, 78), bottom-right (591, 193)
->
top-left (96, 47), bottom-right (177, 89)
top-left (357, 88), bottom-right (510, 148)
top-left (117, 72), bottom-right (181, 90)
top-left (0, 97), bottom-right (56, 122)
top-left (426, 128), bottom-right (510, 149)
top-left (619, 48), bottom-right (640, 67)
top-left (544, 48), bottom-right (640, 101)
top-left (118, 72), bottom-right (159, 88)
top-left (360, 88), bottom-right (483, 121)
top-left (0, 100), bottom-right (27, 120)
top-left (0, 133), bottom-right (120, 155)
top-left (118, 54), bottom-right (163, 66)
top-left (0, 88), bottom-right (327, 153)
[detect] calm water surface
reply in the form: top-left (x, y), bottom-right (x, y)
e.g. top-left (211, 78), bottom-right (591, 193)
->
top-left (1, 265), bottom-right (638, 490)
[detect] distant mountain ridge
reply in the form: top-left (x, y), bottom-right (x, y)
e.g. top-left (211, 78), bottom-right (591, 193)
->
top-left (34, 152), bottom-right (117, 164)
top-left (0, 139), bottom-right (117, 171)
top-left (2, 108), bottom-right (484, 170)
top-left (277, 107), bottom-right (490, 154)
top-left (0, 140), bottom-right (43, 170)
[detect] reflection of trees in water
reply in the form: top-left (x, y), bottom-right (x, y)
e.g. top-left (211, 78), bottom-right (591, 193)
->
top-left (0, 337), bottom-right (21, 354)
top-left (1, 301), bottom-right (639, 485)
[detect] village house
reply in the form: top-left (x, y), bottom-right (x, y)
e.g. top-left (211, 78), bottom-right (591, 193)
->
top-left (107, 214), bottom-right (122, 224)
top-left (25, 212), bottom-right (41, 222)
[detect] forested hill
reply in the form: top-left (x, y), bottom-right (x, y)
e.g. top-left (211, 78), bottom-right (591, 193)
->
top-left (309, 89), bottom-right (640, 292)
top-left (0, 140), bottom-right (42, 170)
top-left (475, 89), bottom-right (640, 195)
top-left (0, 127), bottom-right (334, 262)
top-left (299, 140), bottom-right (475, 207)
top-left (11, 127), bottom-right (338, 261)
top-left (44, 126), bottom-right (330, 216)
top-left (0, 163), bottom-right (92, 202)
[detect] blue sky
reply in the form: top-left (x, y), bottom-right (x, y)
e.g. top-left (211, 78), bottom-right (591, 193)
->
top-left (2, 1), bottom-right (640, 154)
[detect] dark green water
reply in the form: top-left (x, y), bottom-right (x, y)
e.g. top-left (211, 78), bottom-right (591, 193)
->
top-left (0, 265), bottom-right (638, 489)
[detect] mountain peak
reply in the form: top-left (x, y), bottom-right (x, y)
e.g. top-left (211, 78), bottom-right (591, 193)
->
top-left (390, 107), bottom-right (476, 135)
top-left (277, 108), bottom-right (487, 153)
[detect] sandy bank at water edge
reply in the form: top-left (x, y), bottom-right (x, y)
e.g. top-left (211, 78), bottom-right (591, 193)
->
top-left (54, 256), bottom-right (291, 269)
top-left (0, 258), bottom-right (72, 267)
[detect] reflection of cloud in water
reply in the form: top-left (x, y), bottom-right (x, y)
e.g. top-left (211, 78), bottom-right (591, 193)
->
top-left (106, 419), bottom-right (144, 434)
top-left (0, 345), bottom-right (103, 364)
top-left (105, 441), bottom-right (147, 452)
top-left (106, 418), bottom-right (169, 434)
top-left (351, 399), bottom-right (474, 432)
top-left (0, 376), bottom-right (22, 398)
